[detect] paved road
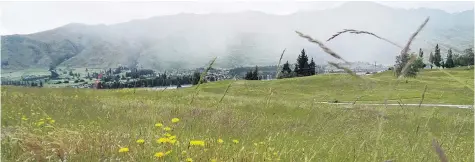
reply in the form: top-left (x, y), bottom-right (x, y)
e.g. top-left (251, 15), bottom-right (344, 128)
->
top-left (316, 102), bottom-right (474, 109)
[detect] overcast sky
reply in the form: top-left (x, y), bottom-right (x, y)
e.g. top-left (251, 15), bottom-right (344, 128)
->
top-left (0, 1), bottom-right (473, 35)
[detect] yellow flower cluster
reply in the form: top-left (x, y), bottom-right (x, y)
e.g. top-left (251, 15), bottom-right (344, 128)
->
top-left (189, 140), bottom-right (205, 147)
top-left (136, 139), bottom-right (145, 144)
top-left (171, 118), bottom-right (180, 123)
top-left (118, 147), bottom-right (129, 153)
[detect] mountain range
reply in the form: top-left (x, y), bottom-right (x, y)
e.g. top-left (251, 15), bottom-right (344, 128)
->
top-left (1, 1), bottom-right (473, 71)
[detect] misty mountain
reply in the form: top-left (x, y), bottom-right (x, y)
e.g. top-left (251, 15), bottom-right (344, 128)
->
top-left (1, 1), bottom-right (473, 70)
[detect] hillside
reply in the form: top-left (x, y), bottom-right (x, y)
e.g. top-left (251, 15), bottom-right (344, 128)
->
top-left (1, 1), bottom-right (474, 70)
top-left (1, 68), bottom-right (473, 161)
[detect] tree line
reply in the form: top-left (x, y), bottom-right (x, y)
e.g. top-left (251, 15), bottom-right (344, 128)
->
top-left (278, 49), bottom-right (316, 79)
top-left (1, 80), bottom-right (43, 87)
top-left (395, 45), bottom-right (474, 77)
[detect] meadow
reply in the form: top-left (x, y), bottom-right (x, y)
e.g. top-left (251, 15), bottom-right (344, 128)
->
top-left (1, 68), bottom-right (474, 161)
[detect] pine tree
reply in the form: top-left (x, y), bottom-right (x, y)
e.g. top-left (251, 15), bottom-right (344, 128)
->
top-left (419, 48), bottom-right (424, 58)
top-left (293, 64), bottom-right (298, 74)
top-left (429, 52), bottom-right (434, 69)
top-left (296, 49), bottom-right (309, 76)
top-left (309, 58), bottom-right (316, 75)
top-left (192, 72), bottom-right (201, 85)
top-left (281, 61), bottom-right (292, 74)
top-left (252, 66), bottom-right (259, 80)
top-left (433, 44), bottom-right (442, 67)
top-left (445, 48), bottom-right (455, 68)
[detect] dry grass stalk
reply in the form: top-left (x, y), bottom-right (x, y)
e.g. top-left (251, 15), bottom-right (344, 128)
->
top-left (327, 29), bottom-right (403, 48)
top-left (190, 57), bottom-right (217, 104)
top-left (327, 62), bottom-right (359, 77)
top-left (398, 54), bottom-right (417, 79)
top-left (432, 138), bottom-right (448, 162)
top-left (218, 77), bottom-right (234, 104)
top-left (295, 31), bottom-right (348, 63)
top-left (400, 17), bottom-right (430, 57)
top-left (418, 85), bottom-right (428, 108)
top-left (294, 31), bottom-right (362, 77)
top-left (266, 48), bottom-right (287, 108)
top-left (275, 48), bottom-right (286, 78)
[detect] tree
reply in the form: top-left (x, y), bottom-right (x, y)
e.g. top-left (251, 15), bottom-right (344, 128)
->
top-left (429, 52), bottom-right (434, 69)
top-left (39, 81), bottom-right (43, 87)
top-left (445, 48), bottom-right (455, 68)
top-left (252, 66), bottom-right (259, 80)
top-left (296, 49), bottom-right (310, 76)
top-left (395, 53), bottom-right (419, 77)
top-left (419, 48), bottom-right (424, 58)
top-left (309, 58), bottom-right (316, 75)
top-left (466, 48), bottom-right (474, 66)
top-left (413, 57), bottom-right (425, 69)
top-left (192, 71), bottom-right (201, 85)
top-left (245, 66), bottom-right (259, 80)
top-left (433, 44), bottom-right (442, 67)
top-left (281, 61), bottom-right (292, 74)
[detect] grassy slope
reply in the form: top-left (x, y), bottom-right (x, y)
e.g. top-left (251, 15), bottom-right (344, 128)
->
top-left (1, 68), bottom-right (473, 162)
top-left (195, 68), bottom-right (474, 105)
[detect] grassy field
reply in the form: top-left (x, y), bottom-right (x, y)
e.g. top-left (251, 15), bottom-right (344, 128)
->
top-left (1, 67), bottom-right (473, 161)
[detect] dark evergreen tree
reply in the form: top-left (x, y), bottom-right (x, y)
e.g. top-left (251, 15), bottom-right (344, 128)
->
top-left (445, 48), bottom-right (455, 68)
top-left (252, 66), bottom-right (259, 80)
top-left (433, 44), bottom-right (442, 67)
top-left (192, 71), bottom-right (201, 85)
top-left (419, 48), bottom-right (424, 58)
top-left (429, 52), bottom-right (434, 69)
top-left (281, 61), bottom-right (292, 74)
top-left (309, 58), bottom-right (316, 75)
top-left (296, 49), bottom-right (310, 76)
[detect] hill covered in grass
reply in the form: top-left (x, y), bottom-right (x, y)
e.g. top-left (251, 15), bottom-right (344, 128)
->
top-left (1, 68), bottom-right (473, 161)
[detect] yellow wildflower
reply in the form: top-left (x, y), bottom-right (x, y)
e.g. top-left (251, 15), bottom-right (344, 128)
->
top-left (46, 117), bottom-right (52, 120)
top-left (136, 139), bottom-right (145, 144)
top-left (21, 116), bottom-right (28, 121)
top-left (254, 143), bottom-right (258, 146)
top-left (273, 152), bottom-right (278, 156)
top-left (163, 127), bottom-right (172, 131)
top-left (189, 140), bottom-right (205, 147)
top-left (181, 151), bottom-right (187, 155)
top-left (169, 139), bottom-right (177, 144)
top-left (186, 158), bottom-right (193, 162)
top-left (118, 147), bottom-right (129, 153)
top-left (171, 118), bottom-right (180, 123)
top-left (49, 120), bottom-right (55, 124)
top-left (165, 150), bottom-right (172, 155)
top-left (37, 121), bottom-right (45, 127)
top-left (211, 159), bottom-right (217, 162)
top-left (154, 152), bottom-right (165, 158)
top-left (232, 139), bottom-right (239, 144)
top-left (39, 118), bottom-right (45, 121)
top-left (169, 135), bottom-right (176, 140)
top-left (157, 138), bottom-right (170, 144)
top-left (217, 139), bottom-right (224, 144)
top-left (155, 123), bottom-right (163, 127)
top-left (164, 133), bottom-right (172, 137)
